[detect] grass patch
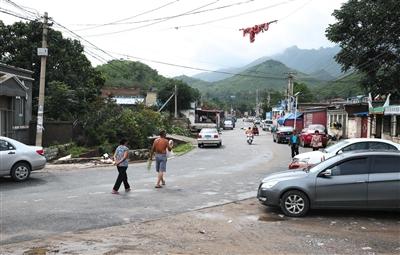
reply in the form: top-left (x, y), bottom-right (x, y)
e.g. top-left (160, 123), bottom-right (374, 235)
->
top-left (67, 145), bottom-right (89, 158)
top-left (172, 143), bottom-right (194, 156)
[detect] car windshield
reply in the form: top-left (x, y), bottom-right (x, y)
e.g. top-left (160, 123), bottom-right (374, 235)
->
top-left (201, 128), bottom-right (217, 134)
top-left (308, 124), bottom-right (325, 130)
top-left (278, 127), bottom-right (293, 132)
top-left (323, 140), bottom-right (350, 153)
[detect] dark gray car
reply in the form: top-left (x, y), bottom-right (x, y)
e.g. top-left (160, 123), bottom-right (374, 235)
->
top-left (257, 151), bottom-right (400, 217)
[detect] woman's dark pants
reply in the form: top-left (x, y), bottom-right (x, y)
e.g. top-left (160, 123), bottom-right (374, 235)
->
top-left (113, 166), bottom-right (130, 191)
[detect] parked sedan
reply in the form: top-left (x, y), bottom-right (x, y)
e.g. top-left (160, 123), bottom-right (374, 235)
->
top-left (299, 124), bottom-right (328, 147)
top-left (0, 136), bottom-right (46, 181)
top-left (197, 128), bottom-right (222, 148)
top-left (289, 138), bottom-right (400, 169)
top-left (272, 126), bottom-right (294, 143)
top-left (258, 151), bottom-right (400, 217)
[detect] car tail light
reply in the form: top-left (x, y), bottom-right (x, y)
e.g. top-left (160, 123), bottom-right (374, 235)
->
top-left (197, 134), bottom-right (202, 138)
top-left (214, 134), bottom-right (219, 138)
top-left (36, 149), bottom-right (44, 156)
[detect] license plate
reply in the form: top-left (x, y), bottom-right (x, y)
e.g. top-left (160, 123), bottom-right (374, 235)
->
top-left (205, 135), bottom-right (211, 138)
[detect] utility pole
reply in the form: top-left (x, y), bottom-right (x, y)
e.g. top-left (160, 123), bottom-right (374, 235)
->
top-left (256, 88), bottom-right (259, 117)
top-left (284, 72), bottom-right (296, 113)
top-left (35, 12), bottom-right (49, 146)
top-left (174, 84), bottom-right (178, 118)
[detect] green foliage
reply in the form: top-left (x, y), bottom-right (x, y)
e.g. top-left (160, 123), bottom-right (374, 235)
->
top-left (261, 89), bottom-right (285, 113)
top-left (172, 143), bottom-right (194, 155)
top-left (168, 125), bottom-right (192, 137)
top-left (157, 79), bottom-right (200, 113)
top-left (96, 60), bottom-right (164, 89)
top-left (326, 0), bottom-right (400, 98)
top-left (82, 99), bottom-right (168, 151)
top-left (67, 144), bottom-right (89, 158)
top-left (294, 82), bottom-right (314, 103)
top-left (0, 20), bottom-right (104, 120)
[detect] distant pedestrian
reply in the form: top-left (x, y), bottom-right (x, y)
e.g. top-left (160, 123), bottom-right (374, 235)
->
top-left (149, 130), bottom-right (173, 188)
top-left (310, 130), bottom-right (322, 151)
top-left (289, 130), bottom-right (300, 158)
top-left (112, 139), bottom-right (131, 194)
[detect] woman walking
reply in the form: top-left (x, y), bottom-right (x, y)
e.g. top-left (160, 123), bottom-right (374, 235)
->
top-left (310, 130), bottom-right (322, 151)
top-left (112, 139), bottom-right (131, 194)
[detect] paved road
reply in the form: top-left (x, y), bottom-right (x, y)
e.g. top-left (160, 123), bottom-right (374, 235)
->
top-left (0, 121), bottom-right (298, 245)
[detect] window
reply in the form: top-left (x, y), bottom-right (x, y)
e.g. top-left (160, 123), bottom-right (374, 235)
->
top-left (331, 158), bottom-right (368, 176)
top-left (0, 140), bottom-right (15, 151)
top-left (396, 116), bottom-right (400, 136)
top-left (342, 142), bottom-right (368, 152)
top-left (371, 156), bottom-right (400, 173)
top-left (368, 142), bottom-right (398, 151)
top-left (12, 96), bottom-right (26, 126)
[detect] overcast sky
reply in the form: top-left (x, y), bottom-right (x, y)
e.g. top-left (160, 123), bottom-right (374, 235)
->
top-left (1, 0), bottom-right (345, 77)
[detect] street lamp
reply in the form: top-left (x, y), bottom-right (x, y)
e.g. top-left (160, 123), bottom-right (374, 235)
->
top-left (293, 92), bottom-right (301, 131)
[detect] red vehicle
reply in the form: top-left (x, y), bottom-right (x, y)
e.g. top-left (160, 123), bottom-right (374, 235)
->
top-left (299, 124), bottom-right (328, 147)
top-left (252, 126), bottom-right (259, 135)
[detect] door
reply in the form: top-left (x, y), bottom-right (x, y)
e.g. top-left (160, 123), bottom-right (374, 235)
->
top-left (0, 139), bottom-right (16, 174)
top-left (368, 155), bottom-right (400, 209)
top-left (315, 157), bottom-right (369, 208)
top-left (361, 117), bottom-right (368, 138)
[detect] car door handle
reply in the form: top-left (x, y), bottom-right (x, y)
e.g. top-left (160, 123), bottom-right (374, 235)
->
top-left (8, 151), bottom-right (15, 154)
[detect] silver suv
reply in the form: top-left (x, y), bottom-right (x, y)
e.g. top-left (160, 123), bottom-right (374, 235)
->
top-left (0, 136), bottom-right (46, 181)
top-left (258, 150), bottom-right (400, 217)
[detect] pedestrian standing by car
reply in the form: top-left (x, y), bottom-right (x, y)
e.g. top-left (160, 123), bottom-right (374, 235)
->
top-left (149, 130), bottom-right (173, 189)
top-left (112, 139), bottom-right (131, 194)
top-left (310, 130), bottom-right (323, 151)
top-left (288, 130), bottom-right (300, 158)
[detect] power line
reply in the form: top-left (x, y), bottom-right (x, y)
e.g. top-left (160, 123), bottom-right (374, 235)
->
top-left (0, 7), bottom-right (36, 21)
top-left (3, 0), bottom-right (39, 19)
top-left (85, 0), bottom-right (222, 37)
top-left (72, 0), bottom-right (258, 27)
top-left (170, 0), bottom-right (297, 30)
top-left (75, 0), bottom-right (180, 32)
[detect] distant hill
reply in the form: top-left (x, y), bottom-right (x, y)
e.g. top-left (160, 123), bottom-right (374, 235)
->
top-left (202, 60), bottom-right (325, 97)
top-left (173, 75), bottom-right (212, 90)
top-left (271, 45), bottom-right (342, 77)
top-left (191, 46), bottom-right (342, 83)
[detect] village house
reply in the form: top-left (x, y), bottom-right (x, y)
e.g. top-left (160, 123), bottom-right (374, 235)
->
top-left (101, 87), bottom-right (157, 107)
top-left (0, 63), bottom-right (34, 143)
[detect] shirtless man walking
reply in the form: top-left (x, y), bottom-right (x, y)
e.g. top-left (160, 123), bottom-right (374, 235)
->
top-left (149, 130), bottom-right (173, 188)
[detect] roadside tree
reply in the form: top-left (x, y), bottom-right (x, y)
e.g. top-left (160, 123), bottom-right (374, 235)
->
top-left (326, 0), bottom-right (400, 98)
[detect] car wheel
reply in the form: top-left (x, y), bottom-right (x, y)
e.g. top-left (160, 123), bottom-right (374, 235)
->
top-left (198, 144), bottom-right (203, 148)
top-left (11, 162), bottom-right (31, 182)
top-left (280, 190), bottom-right (309, 217)
top-left (217, 142), bottom-right (222, 148)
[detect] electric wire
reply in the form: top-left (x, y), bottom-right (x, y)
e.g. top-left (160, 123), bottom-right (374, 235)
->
top-left (75, 0), bottom-right (180, 32)
top-left (85, 0), bottom-right (222, 37)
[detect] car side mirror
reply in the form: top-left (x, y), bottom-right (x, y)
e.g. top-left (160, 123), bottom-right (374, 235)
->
top-left (337, 150), bottom-right (343, 155)
top-left (320, 169), bottom-right (332, 177)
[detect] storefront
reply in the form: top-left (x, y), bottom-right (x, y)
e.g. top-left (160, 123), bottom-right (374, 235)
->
top-left (384, 105), bottom-right (400, 143)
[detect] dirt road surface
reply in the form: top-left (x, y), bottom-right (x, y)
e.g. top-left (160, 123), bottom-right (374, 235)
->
top-left (2, 198), bottom-right (399, 255)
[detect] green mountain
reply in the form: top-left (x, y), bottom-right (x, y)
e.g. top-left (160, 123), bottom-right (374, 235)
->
top-left (200, 60), bottom-right (324, 96)
top-left (173, 75), bottom-right (212, 90)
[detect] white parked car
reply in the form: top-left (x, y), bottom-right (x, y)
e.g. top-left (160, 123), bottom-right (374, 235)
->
top-left (0, 136), bottom-right (47, 181)
top-left (197, 128), bottom-right (222, 148)
top-left (290, 138), bottom-right (400, 168)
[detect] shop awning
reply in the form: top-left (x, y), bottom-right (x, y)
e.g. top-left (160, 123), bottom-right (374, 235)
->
top-left (277, 112), bottom-right (303, 125)
top-left (369, 106), bottom-right (384, 115)
top-left (353, 112), bottom-right (369, 117)
top-left (384, 105), bottom-right (400, 115)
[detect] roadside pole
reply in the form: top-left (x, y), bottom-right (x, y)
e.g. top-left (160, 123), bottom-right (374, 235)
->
top-left (174, 84), bottom-right (178, 118)
top-left (35, 12), bottom-right (49, 146)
